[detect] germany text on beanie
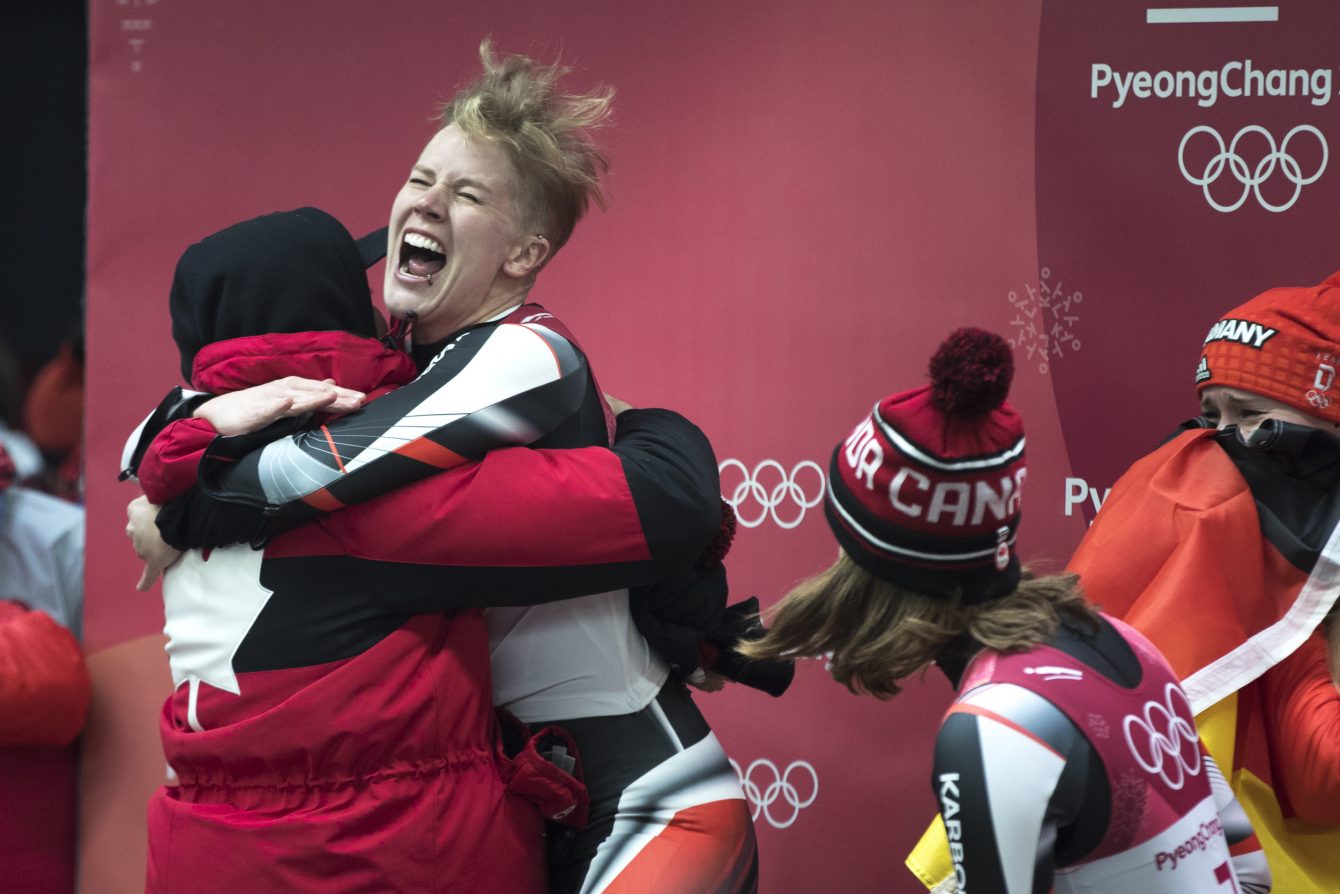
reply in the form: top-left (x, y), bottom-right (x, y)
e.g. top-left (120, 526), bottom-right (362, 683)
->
top-left (1196, 270), bottom-right (1340, 426)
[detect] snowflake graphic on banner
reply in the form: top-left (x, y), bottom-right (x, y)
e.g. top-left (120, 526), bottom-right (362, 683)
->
top-left (1007, 267), bottom-right (1083, 375)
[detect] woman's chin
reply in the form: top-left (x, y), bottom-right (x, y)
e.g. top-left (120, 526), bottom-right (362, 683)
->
top-left (383, 282), bottom-right (427, 318)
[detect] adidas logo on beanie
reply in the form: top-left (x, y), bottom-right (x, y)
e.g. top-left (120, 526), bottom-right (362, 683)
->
top-left (1197, 270), bottom-right (1340, 423)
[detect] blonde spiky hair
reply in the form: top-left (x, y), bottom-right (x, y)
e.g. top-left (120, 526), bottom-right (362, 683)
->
top-left (441, 39), bottom-right (613, 256)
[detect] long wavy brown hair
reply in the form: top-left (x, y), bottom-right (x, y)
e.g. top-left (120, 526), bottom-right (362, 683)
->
top-left (739, 552), bottom-right (1097, 699)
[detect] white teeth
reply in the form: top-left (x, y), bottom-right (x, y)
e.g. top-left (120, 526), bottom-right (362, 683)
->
top-left (403, 232), bottom-right (444, 255)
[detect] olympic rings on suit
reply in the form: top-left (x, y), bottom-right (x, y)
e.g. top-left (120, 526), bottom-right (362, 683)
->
top-left (729, 758), bottom-right (819, 829)
top-left (1122, 682), bottom-right (1202, 791)
top-left (719, 459), bottom-right (825, 530)
top-left (1178, 124), bottom-right (1327, 213)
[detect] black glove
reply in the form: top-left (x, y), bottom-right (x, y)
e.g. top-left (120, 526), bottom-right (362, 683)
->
top-left (704, 596), bottom-right (795, 697)
top-left (629, 563), bottom-right (727, 680)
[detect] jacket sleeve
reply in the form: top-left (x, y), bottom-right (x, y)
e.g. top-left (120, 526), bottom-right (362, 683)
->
top-left (629, 563), bottom-right (729, 678)
top-left (0, 601), bottom-right (90, 747)
top-left (137, 417), bottom-right (219, 504)
top-left (119, 386), bottom-right (214, 486)
top-left (1259, 629), bottom-right (1340, 825)
top-left (160, 408), bottom-right (723, 604)
top-left (197, 322), bottom-right (589, 513)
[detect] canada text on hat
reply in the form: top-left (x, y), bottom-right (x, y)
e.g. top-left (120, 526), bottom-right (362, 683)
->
top-left (824, 328), bottom-right (1026, 603)
top-left (1196, 269), bottom-right (1340, 426)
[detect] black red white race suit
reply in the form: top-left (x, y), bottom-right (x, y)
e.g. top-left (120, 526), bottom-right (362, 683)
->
top-left (933, 614), bottom-right (1270, 894)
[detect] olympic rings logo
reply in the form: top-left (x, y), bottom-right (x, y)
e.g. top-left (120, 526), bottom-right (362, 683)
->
top-left (730, 758), bottom-right (819, 829)
top-left (1122, 682), bottom-right (1202, 790)
top-left (719, 459), bottom-right (825, 529)
top-left (1178, 124), bottom-right (1328, 213)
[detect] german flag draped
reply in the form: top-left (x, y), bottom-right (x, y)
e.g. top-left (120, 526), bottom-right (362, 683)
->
top-left (908, 426), bottom-right (1340, 892)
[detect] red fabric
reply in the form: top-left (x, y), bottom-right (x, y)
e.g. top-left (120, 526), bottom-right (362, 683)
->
top-left (1068, 429), bottom-right (1306, 683)
top-left (0, 601), bottom-right (86, 894)
top-left (1258, 631), bottom-right (1340, 825)
top-left (189, 330), bottom-right (417, 395)
top-left (146, 333), bottom-right (548, 893)
top-left (267, 444), bottom-right (650, 567)
top-left (151, 613), bottom-right (544, 894)
top-left (0, 601), bottom-right (89, 747)
top-left (500, 724), bottom-right (589, 827)
top-left (0, 744), bottom-right (78, 894)
top-left (0, 444), bottom-right (14, 492)
top-left (601, 799), bottom-right (757, 894)
top-left (138, 331), bottom-right (416, 505)
top-left (138, 417), bottom-right (220, 505)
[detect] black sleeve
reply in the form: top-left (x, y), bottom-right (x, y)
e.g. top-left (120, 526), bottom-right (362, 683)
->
top-left (612, 408), bottom-right (723, 575)
top-left (629, 563), bottom-right (729, 678)
top-left (154, 488), bottom-right (285, 552)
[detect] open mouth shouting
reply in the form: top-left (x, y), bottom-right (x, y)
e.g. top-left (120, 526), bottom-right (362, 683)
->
top-left (398, 232), bottom-right (446, 283)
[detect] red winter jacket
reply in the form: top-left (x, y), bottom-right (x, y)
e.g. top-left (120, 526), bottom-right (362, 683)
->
top-left (137, 331), bottom-right (413, 504)
top-left (0, 599), bottom-right (89, 894)
top-left (147, 330), bottom-right (550, 894)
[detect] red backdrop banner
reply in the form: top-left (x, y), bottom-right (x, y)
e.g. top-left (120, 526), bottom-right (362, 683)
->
top-left (84, 1), bottom-right (1336, 891)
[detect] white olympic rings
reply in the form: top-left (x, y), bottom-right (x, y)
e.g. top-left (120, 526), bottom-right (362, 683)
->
top-left (1122, 682), bottom-right (1202, 790)
top-left (730, 757), bottom-right (819, 830)
top-left (719, 459), bottom-right (825, 529)
top-left (1178, 124), bottom-right (1328, 213)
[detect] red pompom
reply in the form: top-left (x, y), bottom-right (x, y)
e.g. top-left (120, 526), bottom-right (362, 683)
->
top-left (928, 328), bottom-right (1014, 417)
top-left (697, 500), bottom-right (738, 571)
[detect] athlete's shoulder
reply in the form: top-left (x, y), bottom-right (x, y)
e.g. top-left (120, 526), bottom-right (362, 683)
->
top-left (495, 304), bottom-right (587, 375)
top-left (502, 303), bottom-right (582, 343)
top-left (946, 673), bottom-right (1084, 760)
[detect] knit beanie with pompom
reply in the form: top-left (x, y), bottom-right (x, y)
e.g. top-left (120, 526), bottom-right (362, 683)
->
top-left (824, 328), bottom-right (1026, 603)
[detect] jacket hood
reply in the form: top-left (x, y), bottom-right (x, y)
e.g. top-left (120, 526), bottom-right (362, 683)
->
top-left (170, 207), bottom-right (382, 381)
top-left (192, 331), bottom-right (417, 396)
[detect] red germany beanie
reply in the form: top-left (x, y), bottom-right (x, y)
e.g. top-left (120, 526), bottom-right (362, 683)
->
top-left (1196, 270), bottom-right (1340, 425)
top-left (824, 329), bottom-right (1026, 603)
